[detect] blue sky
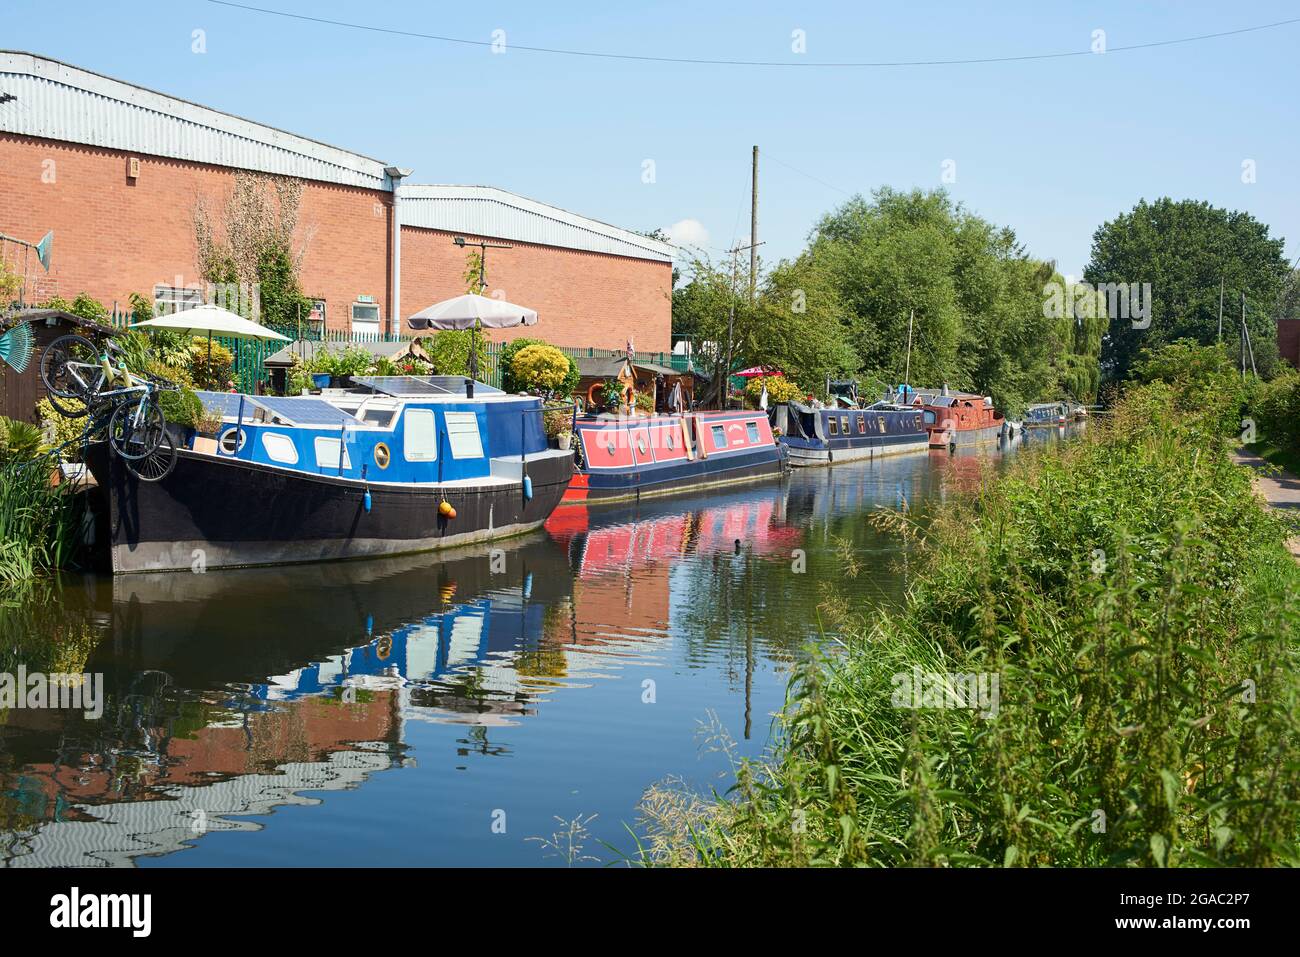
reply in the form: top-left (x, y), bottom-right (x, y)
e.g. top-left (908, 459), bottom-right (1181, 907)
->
top-left (5, 1), bottom-right (1298, 278)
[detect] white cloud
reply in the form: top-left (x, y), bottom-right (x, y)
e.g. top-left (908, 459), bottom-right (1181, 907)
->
top-left (662, 218), bottom-right (709, 253)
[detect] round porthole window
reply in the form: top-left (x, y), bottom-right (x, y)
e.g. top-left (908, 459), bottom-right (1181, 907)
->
top-left (637, 436), bottom-right (648, 455)
top-left (218, 427), bottom-right (245, 454)
top-left (374, 442), bottom-right (391, 469)
top-left (666, 432), bottom-right (675, 449)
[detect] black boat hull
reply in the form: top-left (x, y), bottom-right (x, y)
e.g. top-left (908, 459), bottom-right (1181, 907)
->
top-left (86, 443), bottom-right (574, 573)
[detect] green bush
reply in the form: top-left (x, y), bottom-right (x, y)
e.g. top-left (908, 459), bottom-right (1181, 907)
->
top-left (499, 337), bottom-right (579, 395)
top-left (158, 387), bottom-right (204, 428)
top-left (1250, 369), bottom-right (1300, 454)
top-left (36, 399), bottom-right (86, 461)
top-left (187, 337), bottom-right (234, 390)
top-left (427, 329), bottom-right (495, 380)
top-left (0, 416), bottom-right (47, 463)
top-left (509, 343), bottom-right (572, 395)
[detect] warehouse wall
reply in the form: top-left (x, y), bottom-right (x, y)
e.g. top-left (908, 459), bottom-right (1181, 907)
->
top-left (0, 133), bottom-right (393, 329)
top-left (401, 226), bottom-right (671, 352)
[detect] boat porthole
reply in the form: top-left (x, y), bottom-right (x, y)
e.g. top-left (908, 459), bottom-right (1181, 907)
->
top-left (666, 432), bottom-right (675, 449)
top-left (374, 442), bottom-right (391, 469)
top-left (218, 427), bottom-right (245, 454)
top-left (637, 436), bottom-right (648, 455)
top-left (607, 440), bottom-right (616, 456)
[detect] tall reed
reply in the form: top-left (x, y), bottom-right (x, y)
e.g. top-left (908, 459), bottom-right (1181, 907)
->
top-left (0, 459), bottom-right (83, 581)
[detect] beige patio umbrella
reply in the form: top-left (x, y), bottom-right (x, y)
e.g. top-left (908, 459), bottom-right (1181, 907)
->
top-left (131, 305), bottom-right (291, 381)
top-left (407, 293), bottom-right (538, 396)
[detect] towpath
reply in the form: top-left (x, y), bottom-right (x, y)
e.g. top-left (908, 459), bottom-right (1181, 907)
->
top-left (1233, 448), bottom-right (1300, 558)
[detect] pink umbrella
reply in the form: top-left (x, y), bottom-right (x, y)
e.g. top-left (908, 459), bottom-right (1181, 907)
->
top-left (734, 366), bottom-right (783, 378)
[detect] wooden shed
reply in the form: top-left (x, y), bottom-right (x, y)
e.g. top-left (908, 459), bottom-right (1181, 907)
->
top-left (0, 309), bottom-right (120, 424)
top-left (572, 355), bottom-right (696, 412)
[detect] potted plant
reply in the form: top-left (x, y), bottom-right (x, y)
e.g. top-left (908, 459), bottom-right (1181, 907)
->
top-left (600, 379), bottom-right (625, 414)
top-left (192, 409), bottom-right (225, 454)
top-left (557, 429), bottom-right (573, 451)
top-left (158, 387), bottom-right (203, 450)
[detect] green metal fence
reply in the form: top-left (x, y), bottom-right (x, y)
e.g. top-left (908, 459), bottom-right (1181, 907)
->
top-left (109, 306), bottom-right (691, 394)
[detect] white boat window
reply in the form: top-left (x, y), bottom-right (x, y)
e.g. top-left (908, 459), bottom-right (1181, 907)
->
top-left (262, 432), bottom-right (299, 465)
top-left (362, 408), bottom-right (396, 427)
top-left (711, 424), bottom-right (726, 447)
top-left (315, 436), bottom-right (351, 470)
top-left (445, 411), bottom-right (485, 459)
top-left (404, 408), bottom-right (437, 461)
top-left (746, 421), bottom-right (760, 443)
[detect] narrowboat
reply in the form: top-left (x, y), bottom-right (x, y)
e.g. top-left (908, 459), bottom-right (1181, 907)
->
top-left (770, 400), bottom-right (929, 467)
top-left (912, 388), bottom-right (1007, 449)
top-left (1024, 401), bottom-right (1069, 427)
top-left (86, 375), bottom-right (574, 573)
top-left (559, 409), bottom-right (784, 505)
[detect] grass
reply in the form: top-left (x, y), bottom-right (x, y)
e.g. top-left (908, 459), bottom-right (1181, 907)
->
top-left (639, 379), bottom-right (1300, 867)
top-left (0, 458), bottom-right (84, 581)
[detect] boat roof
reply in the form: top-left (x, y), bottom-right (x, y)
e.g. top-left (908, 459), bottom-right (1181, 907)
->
top-left (197, 391), bottom-right (364, 427)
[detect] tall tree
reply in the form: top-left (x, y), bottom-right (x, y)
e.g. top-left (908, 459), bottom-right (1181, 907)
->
top-left (1085, 198), bottom-right (1289, 381)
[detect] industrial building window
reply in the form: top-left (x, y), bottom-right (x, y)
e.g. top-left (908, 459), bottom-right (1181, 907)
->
top-left (404, 409), bottom-right (437, 461)
top-left (444, 411), bottom-right (484, 459)
top-left (153, 284), bottom-right (204, 315)
top-left (350, 301), bottom-right (381, 333)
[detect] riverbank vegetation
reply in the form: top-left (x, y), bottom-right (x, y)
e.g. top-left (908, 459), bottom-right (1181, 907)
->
top-left (639, 362), bottom-right (1300, 866)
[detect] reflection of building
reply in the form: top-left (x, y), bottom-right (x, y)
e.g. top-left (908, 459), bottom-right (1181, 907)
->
top-left (2, 692), bottom-right (401, 867)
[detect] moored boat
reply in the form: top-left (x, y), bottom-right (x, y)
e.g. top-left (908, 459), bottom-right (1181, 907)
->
top-left (87, 375), bottom-right (574, 573)
top-left (771, 400), bottom-right (929, 466)
top-left (1025, 401), bottom-right (1069, 427)
top-left (911, 387), bottom-right (1007, 449)
top-left (559, 409), bottom-right (784, 505)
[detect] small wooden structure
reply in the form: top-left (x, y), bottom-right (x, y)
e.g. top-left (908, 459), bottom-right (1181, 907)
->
top-left (573, 355), bottom-right (695, 411)
top-left (0, 309), bottom-right (119, 424)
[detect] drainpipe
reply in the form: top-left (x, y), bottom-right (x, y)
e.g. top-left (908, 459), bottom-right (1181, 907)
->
top-left (384, 166), bottom-right (413, 338)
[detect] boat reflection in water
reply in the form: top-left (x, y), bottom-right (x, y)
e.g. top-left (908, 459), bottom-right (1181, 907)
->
top-left (0, 488), bottom-right (811, 867)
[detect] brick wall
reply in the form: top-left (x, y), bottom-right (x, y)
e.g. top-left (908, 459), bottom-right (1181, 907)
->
top-left (0, 133), bottom-right (392, 330)
top-left (2, 133), bottom-right (672, 349)
top-left (401, 226), bottom-right (672, 352)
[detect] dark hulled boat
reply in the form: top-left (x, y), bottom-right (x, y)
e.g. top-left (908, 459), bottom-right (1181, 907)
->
top-left (87, 376), bottom-right (574, 573)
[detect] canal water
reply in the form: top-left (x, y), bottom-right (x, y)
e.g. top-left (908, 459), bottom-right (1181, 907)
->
top-left (0, 428), bottom-right (1075, 867)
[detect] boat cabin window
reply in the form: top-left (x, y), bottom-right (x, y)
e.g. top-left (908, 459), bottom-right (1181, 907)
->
top-left (218, 427), bottom-right (245, 454)
top-left (746, 421), bottom-right (760, 443)
top-left (262, 432), bottom-right (299, 465)
top-left (828, 417), bottom-right (839, 436)
top-left (840, 415), bottom-right (850, 434)
top-left (711, 424), bottom-right (727, 447)
top-left (923, 410), bottom-right (936, 425)
top-left (314, 436), bottom-right (351, 470)
top-left (856, 415), bottom-right (866, 435)
top-left (404, 409), bottom-right (438, 461)
top-left (361, 408), bottom-right (396, 428)
top-left (444, 411), bottom-right (485, 459)
top-left (878, 416), bottom-right (887, 434)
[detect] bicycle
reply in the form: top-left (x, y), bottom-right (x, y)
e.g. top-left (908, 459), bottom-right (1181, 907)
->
top-left (40, 331), bottom-right (179, 482)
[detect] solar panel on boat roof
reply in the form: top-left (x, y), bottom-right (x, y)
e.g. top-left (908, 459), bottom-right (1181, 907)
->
top-left (255, 396), bottom-right (362, 426)
top-left (195, 391), bottom-right (247, 418)
top-left (351, 375), bottom-right (503, 397)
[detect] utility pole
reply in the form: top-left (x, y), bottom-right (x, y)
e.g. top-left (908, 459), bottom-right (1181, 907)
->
top-left (750, 145), bottom-right (759, 301)
top-left (904, 309), bottom-right (914, 387)
top-left (1242, 292), bottom-right (1257, 377)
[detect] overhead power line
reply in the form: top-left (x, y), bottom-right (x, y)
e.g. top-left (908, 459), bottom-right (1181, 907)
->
top-left (206, 3), bottom-right (1300, 69)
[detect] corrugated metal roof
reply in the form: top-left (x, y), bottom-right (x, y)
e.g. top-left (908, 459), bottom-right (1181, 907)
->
top-left (0, 51), bottom-right (392, 190)
top-left (399, 185), bottom-right (675, 263)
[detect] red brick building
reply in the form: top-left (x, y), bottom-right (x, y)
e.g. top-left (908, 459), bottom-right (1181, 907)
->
top-left (0, 51), bottom-right (673, 350)
top-left (1278, 319), bottom-right (1300, 369)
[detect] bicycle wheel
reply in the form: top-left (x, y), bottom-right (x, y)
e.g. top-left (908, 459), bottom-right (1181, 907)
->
top-left (122, 429), bottom-right (176, 483)
top-left (109, 398), bottom-right (165, 460)
top-left (41, 334), bottom-right (102, 401)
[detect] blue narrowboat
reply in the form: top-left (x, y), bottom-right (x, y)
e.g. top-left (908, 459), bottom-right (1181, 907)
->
top-left (1024, 401), bottom-right (1069, 427)
top-left (771, 400), bottom-right (929, 467)
top-left (87, 376), bottom-right (574, 573)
